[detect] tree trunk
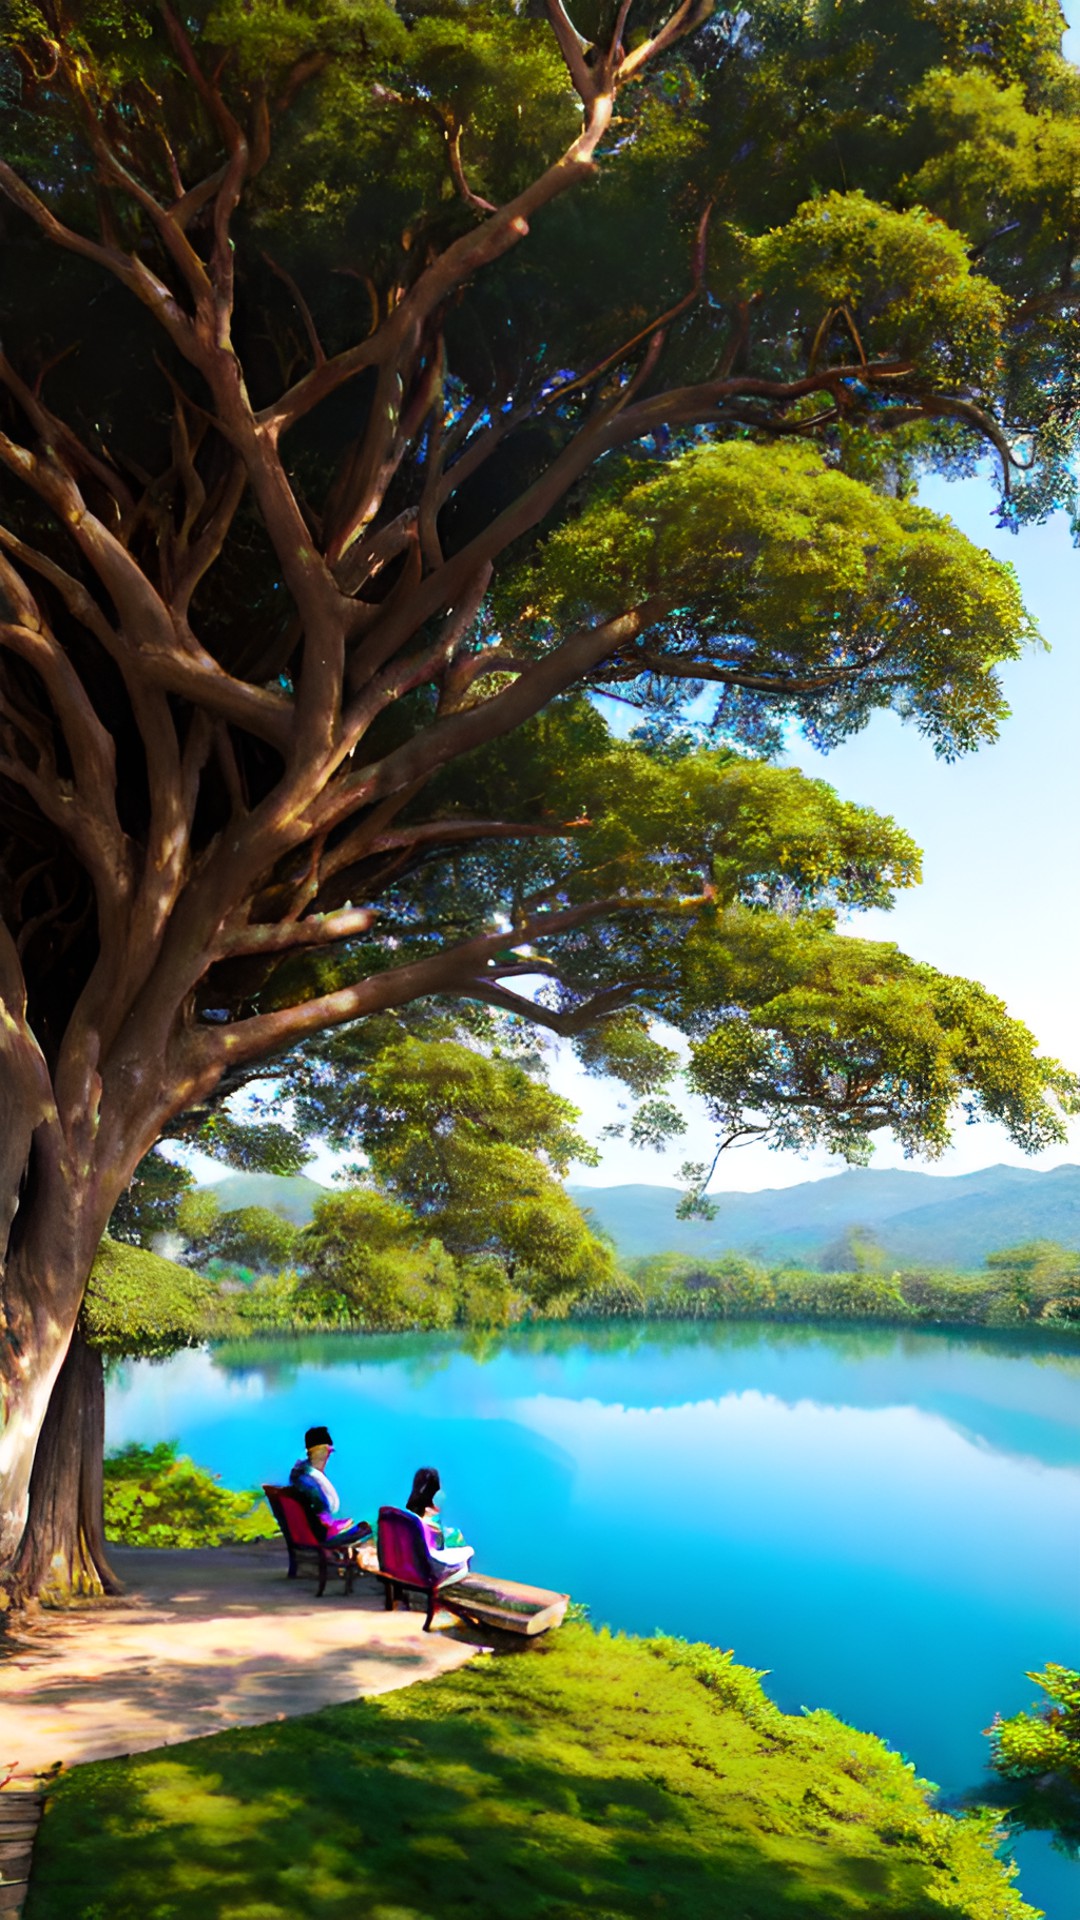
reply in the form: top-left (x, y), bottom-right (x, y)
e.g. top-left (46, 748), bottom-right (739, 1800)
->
top-left (5, 1323), bottom-right (121, 1609)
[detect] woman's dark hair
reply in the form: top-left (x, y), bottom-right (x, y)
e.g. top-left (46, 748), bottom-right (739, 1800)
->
top-left (407, 1466), bottom-right (440, 1515)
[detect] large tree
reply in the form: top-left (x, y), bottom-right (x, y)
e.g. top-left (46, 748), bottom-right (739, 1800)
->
top-left (2, 0), bottom-right (1079, 1605)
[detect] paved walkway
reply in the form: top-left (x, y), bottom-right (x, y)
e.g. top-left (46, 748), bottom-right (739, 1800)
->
top-left (0, 1543), bottom-right (481, 1776)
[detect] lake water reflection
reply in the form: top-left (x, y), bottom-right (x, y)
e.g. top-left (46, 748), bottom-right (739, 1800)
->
top-left (106, 1319), bottom-right (1080, 1918)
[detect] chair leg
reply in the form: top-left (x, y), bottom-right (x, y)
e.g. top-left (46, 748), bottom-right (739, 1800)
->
top-left (423, 1587), bottom-right (437, 1632)
top-left (383, 1578), bottom-right (395, 1611)
top-left (316, 1551), bottom-right (328, 1598)
top-left (286, 1545), bottom-right (298, 1580)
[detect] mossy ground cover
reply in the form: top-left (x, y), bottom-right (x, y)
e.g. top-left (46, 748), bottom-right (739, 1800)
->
top-left (26, 1626), bottom-right (1033, 1920)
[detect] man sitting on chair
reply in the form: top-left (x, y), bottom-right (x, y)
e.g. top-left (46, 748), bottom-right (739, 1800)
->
top-left (289, 1425), bottom-right (371, 1545)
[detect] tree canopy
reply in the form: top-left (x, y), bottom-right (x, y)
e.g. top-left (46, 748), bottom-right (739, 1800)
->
top-left (5, 0), bottom-right (1080, 1598)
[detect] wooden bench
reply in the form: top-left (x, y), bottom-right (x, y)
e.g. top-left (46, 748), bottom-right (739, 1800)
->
top-left (367, 1507), bottom-right (569, 1636)
top-left (261, 1483), bottom-right (370, 1597)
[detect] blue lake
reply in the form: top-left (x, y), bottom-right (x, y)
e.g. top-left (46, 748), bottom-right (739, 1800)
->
top-left (106, 1319), bottom-right (1080, 1919)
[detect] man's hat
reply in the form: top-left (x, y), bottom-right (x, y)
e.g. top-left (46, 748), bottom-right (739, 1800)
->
top-left (305, 1425), bottom-right (333, 1449)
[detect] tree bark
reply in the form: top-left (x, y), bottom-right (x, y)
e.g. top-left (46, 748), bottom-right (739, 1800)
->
top-left (5, 1323), bottom-right (121, 1610)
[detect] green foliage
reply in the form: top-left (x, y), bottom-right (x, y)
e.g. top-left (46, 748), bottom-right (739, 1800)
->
top-left (984, 1240), bottom-right (1080, 1319)
top-left (82, 1239), bottom-right (218, 1358)
top-left (287, 1033), bottom-right (618, 1309)
top-left (626, 1097), bottom-right (688, 1150)
top-left (683, 926), bottom-right (1080, 1164)
top-left (24, 1624), bottom-right (1036, 1920)
top-left (175, 1187), bottom-right (223, 1246)
top-left (297, 1188), bottom-right (460, 1330)
top-left (752, 191), bottom-right (1007, 386)
top-left (227, 1268), bottom-right (353, 1332)
top-left (989, 1665), bottom-right (1080, 1785)
top-left (191, 1115), bottom-right (313, 1178)
top-left (904, 68), bottom-right (1080, 291)
top-left (184, 1202), bottom-right (303, 1274)
top-left (108, 1123), bottom-right (310, 1248)
top-left (986, 1665), bottom-right (1080, 1857)
top-left (604, 1250), bottom-right (1080, 1330)
top-left (107, 1150), bottom-right (194, 1249)
top-left (504, 443), bottom-right (1032, 758)
top-left (102, 1441), bottom-right (276, 1548)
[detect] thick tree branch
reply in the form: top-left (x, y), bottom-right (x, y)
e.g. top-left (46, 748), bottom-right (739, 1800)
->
top-left (64, 58), bottom-right (214, 318)
top-left (259, 85), bottom-right (617, 439)
top-left (192, 896), bottom-right (637, 1073)
top-left (365, 817), bottom-right (580, 855)
top-left (326, 600), bottom-right (670, 825)
top-left (462, 978), bottom-right (649, 1033)
top-left (341, 563), bottom-right (492, 751)
top-left (0, 438), bottom-right (293, 749)
top-left (211, 906), bottom-right (378, 959)
top-left (0, 611), bottom-right (126, 877)
top-left (616, 0), bottom-right (716, 87)
top-left (0, 354), bottom-right (134, 523)
top-left (0, 162), bottom-right (196, 358)
top-left (545, 0), bottom-right (595, 101)
top-left (0, 919), bottom-right (64, 1260)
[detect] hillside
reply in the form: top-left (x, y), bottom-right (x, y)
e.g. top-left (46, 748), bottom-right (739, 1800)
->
top-left (202, 1171), bottom-right (329, 1224)
top-left (567, 1165), bottom-right (1080, 1268)
top-left (197, 1163), bottom-right (1080, 1269)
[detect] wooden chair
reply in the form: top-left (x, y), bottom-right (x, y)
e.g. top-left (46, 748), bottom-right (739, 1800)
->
top-left (375, 1504), bottom-right (469, 1631)
top-left (261, 1483), bottom-right (368, 1596)
top-left (375, 1506), bottom-right (571, 1637)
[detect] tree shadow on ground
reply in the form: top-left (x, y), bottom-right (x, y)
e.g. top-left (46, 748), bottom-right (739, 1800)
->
top-left (25, 1630), bottom-right (1011, 1920)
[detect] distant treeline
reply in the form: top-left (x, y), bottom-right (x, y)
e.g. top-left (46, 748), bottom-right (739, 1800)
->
top-left (591, 1243), bottom-right (1080, 1331)
top-left (85, 1228), bottom-right (1080, 1355)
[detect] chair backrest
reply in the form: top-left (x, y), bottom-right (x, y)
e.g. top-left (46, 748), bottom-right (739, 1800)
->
top-left (377, 1505), bottom-right (438, 1586)
top-left (263, 1483), bottom-right (324, 1549)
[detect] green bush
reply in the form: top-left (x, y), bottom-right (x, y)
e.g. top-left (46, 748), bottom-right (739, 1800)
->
top-left (989, 1666), bottom-right (1080, 1785)
top-left (84, 1239), bottom-right (221, 1358)
top-left (103, 1441), bottom-right (276, 1547)
top-left (298, 1190), bottom-right (461, 1330)
top-left (985, 1243), bottom-right (1080, 1322)
top-left (896, 1271), bottom-right (998, 1324)
top-left (231, 1268), bottom-right (355, 1331)
top-left (600, 1251), bottom-right (1080, 1332)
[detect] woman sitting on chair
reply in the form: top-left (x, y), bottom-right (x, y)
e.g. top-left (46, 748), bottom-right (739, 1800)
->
top-left (406, 1467), bottom-right (473, 1584)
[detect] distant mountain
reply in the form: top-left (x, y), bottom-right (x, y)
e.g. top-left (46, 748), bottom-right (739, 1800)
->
top-left (567, 1165), bottom-right (1080, 1269)
top-left (198, 1163), bottom-right (1080, 1270)
top-left (203, 1171), bottom-right (329, 1224)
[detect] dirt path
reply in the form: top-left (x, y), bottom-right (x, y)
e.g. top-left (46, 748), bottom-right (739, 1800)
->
top-left (0, 1543), bottom-right (481, 1776)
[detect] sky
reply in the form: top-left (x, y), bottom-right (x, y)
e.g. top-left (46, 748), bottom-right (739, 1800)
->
top-left (189, 16), bottom-right (1080, 1199)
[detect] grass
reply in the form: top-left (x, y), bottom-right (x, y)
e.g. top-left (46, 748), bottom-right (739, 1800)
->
top-left (26, 1626), bottom-right (1035, 1920)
